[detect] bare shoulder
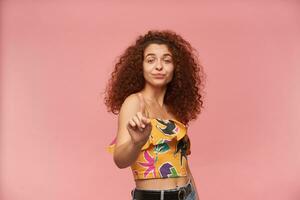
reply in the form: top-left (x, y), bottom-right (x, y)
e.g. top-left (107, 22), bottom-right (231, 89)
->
top-left (120, 93), bottom-right (140, 113)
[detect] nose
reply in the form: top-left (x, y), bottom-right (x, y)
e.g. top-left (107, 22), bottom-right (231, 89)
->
top-left (155, 60), bottom-right (163, 70)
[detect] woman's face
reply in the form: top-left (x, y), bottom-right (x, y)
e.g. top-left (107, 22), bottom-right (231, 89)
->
top-left (143, 43), bottom-right (174, 88)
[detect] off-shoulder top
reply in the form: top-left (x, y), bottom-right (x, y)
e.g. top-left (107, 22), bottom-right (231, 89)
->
top-left (106, 118), bottom-right (191, 180)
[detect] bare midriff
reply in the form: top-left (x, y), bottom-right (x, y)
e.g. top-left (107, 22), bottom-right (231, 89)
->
top-left (134, 176), bottom-right (189, 190)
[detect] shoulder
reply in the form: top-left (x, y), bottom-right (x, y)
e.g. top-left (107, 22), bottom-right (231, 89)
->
top-left (118, 92), bottom-right (143, 123)
top-left (120, 93), bottom-right (140, 113)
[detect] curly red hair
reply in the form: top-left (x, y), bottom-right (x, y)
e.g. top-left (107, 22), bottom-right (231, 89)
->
top-left (103, 29), bottom-right (206, 126)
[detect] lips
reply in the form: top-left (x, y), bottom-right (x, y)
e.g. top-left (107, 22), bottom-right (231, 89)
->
top-left (152, 74), bottom-right (165, 78)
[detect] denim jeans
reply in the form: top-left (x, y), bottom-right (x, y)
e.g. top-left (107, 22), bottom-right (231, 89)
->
top-left (131, 179), bottom-right (196, 200)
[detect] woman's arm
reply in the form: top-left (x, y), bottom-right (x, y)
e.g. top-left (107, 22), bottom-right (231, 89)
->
top-left (113, 94), bottom-right (142, 168)
top-left (113, 93), bottom-right (151, 168)
top-left (113, 137), bottom-right (144, 168)
top-left (187, 162), bottom-right (200, 200)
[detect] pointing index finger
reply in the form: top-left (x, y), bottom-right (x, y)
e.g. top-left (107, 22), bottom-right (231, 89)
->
top-left (137, 92), bottom-right (149, 118)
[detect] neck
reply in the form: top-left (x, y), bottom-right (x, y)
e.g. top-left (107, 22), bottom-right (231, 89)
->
top-left (140, 84), bottom-right (167, 107)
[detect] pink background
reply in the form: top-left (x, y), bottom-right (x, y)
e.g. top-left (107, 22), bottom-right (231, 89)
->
top-left (1, 0), bottom-right (300, 200)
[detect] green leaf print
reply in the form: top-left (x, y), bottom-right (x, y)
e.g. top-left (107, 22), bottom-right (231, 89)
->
top-left (154, 142), bottom-right (170, 153)
top-left (169, 167), bottom-right (179, 177)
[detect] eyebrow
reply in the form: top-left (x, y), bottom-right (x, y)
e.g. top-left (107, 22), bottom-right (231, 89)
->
top-left (145, 53), bottom-right (172, 58)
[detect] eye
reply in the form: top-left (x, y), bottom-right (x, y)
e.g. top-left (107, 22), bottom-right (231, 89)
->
top-left (164, 59), bottom-right (172, 63)
top-left (147, 59), bottom-right (154, 63)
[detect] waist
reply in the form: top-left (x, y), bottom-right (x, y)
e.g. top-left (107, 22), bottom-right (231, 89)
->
top-left (132, 178), bottom-right (192, 200)
top-left (135, 176), bottom-right (189, 190)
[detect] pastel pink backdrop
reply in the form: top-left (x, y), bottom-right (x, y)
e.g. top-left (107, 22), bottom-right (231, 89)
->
top-left (1, 0), bottom-right (299, 200)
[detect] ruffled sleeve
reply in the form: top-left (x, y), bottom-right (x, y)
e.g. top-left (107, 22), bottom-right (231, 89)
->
top-left (141, 118), bottom-right (187, 150)
top-left (106, 136), bottom-right (116, 154)
top-left (105, 118), bottom-right (188, 154)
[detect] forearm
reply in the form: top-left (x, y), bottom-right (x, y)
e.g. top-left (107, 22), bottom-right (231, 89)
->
top-left (113, 139), bottom-right (143, 168)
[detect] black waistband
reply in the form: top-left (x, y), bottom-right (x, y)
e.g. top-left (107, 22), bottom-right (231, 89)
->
top-left (132, 182), bottom-right (192, 200)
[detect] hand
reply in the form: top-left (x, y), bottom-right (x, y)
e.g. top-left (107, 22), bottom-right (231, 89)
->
top-left (127, 92), bottom-right (152, 147)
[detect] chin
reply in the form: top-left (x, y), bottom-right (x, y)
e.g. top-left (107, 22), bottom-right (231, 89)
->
top-left (147, 81), bottom-right (167, 87)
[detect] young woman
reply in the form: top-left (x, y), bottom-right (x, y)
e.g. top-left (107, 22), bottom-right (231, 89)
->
top-left (104, 30), bottom-right (205, 200)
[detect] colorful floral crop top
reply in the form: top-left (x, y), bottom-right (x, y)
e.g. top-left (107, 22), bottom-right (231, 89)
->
top-left (106, 118), bottom-right (191, 180)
